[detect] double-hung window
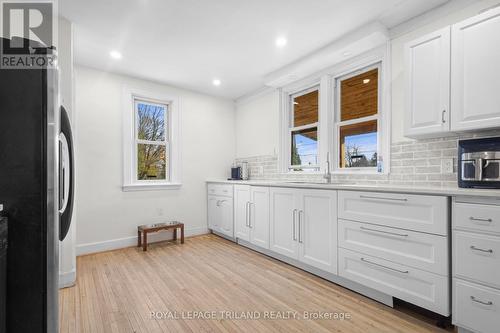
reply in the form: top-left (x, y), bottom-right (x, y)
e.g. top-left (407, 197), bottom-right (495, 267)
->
top-left (288, 87), bottom-right (320, 172)
top-left (123, 89), bottom-right (181, 191)
top-left (335, 65), bottom-right (380, 170)
top-left (135, 99), bottom-right (169, 181)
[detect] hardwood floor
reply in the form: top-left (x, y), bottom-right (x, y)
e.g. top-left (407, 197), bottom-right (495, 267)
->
top-left (59, 234), bottom-right (451, 333)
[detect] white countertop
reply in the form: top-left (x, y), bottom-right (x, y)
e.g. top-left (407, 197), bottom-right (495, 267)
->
top-left (206, 179), bottom-right (500, 199)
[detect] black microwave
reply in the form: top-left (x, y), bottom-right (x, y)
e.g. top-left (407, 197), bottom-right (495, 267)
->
top-left (458, 137), bottom-right (500, 188)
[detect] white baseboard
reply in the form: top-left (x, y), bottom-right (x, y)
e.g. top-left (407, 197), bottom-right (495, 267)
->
top-left (76, 226), bottom-right (209, 256)
top-left (59, 269), bottom-right (76, 289)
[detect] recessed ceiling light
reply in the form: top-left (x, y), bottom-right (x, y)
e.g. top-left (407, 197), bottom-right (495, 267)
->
top-left (342, 51), bottom-right (351, 57)
top-left (363, 79), bottom-right (370, 84)
top-left (276, 37), bottom-right (287, 48)
top-left (212, 79), bottom-right (221, 86)
top-left (110, 50), bottom-right (122, 59)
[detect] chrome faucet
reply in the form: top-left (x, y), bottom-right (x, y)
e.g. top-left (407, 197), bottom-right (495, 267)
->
top-left (324, 152), bottom-right (332, 183)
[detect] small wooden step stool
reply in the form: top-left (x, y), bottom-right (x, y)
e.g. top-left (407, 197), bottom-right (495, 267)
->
top-left (137, 222), bottom-right (184, 251)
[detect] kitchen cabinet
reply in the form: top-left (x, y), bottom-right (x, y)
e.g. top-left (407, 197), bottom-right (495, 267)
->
top-left (234, 185), bottom-right (270, 248)
top-left (269, 187), bottom-right (298, 258)
top-left (234, 185), bottom-right (251, 242)
top-left (404, 27), bottom-right (450, 138)
top-left (453, 197), bottom-right (500, 333)
top-left (270, 187), bottom-right (337, 273)
top-left (207, 184), bottom-right (234, 239)
top-left (451, 7), bottom-right (500, 131)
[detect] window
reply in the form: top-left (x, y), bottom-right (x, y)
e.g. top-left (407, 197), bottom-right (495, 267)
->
top-left (279, 46), bottom-right (389, 175)
top-left (123, 88), bottom-right (181, 191)
top-left (288, 87), bottom-right (320, 171)
top-left (335, 66), bottom-right (380, 170)
top-left (135, 99), bottom-right (168, 180)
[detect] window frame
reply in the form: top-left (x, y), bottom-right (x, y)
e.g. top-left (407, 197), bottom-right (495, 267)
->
top-left (333, 63), bottom-right (381, 173)
top-left (288, 85), bottom-right (321, 172)
top-left (279, 45), bottom-right (391, 175)
top-left (133, 97), bottom-right (170, 183)
top-left (123, 88), bottom-right (181, 191)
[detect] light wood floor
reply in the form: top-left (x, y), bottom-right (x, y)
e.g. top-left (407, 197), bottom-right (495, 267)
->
top-left (59, 234), bottom-right (452, 333)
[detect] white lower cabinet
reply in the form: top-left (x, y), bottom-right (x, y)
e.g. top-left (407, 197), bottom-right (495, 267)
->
top-left (207, 186), bottom-right (234, 238)
top-left (234, 185), bottom-right (270, 249)
top-left (270, 187), bottom-right (337, 274)
top-left (339, 248), bottom-right (450, 316)
top-left (453, 279), bottom-right (500, 333)
top-left (453, 198), bottom-right (500, 333)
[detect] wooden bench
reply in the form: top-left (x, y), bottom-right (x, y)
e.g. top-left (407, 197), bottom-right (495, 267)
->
top-left (137, 222), bottom-right (184, 251)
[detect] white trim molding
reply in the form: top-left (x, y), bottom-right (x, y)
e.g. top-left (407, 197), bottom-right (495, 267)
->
top-left (76, 226), bottom-right (209, 256)
top-left (122, 87), bottom-right (182, 191)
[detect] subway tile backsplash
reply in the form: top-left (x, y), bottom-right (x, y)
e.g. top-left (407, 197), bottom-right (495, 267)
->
top-left (235, 131), bottom-right (500, 188)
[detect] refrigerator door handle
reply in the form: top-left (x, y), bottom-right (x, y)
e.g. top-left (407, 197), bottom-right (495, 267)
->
top-left (59, 106), bottom-right (74, 241)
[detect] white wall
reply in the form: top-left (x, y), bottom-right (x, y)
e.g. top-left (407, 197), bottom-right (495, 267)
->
top-left (75, 66), bottom-right (235, 254)
top-left (235, 90), bottom-right (280, 158)
top-left (234, 0), bottom-right (500, 157)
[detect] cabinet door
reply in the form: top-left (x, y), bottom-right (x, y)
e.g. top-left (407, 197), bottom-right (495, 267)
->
top-left (250, 187), bottom-right (270, 249)
top-left (207, 196), bottom-right (219, 232)
top-left (298, 190), bottom-right (338, 274)
top-left (451, 7), bottom-right (500, 131)
top-left (218, 198), bottom-right (234, 238)
top-left (234, 185), bottom-right (251, 242)
top-left (269, 188), bottom-right (298, 259)
top-left (404, 27), bottom-right (450, 138)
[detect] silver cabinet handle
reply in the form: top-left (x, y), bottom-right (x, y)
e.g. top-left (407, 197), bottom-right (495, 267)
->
top-left (442, 109), bottom-right (446, 124)
top-left (470, 245), bottom-right (493, 254)
top-left (292, 209), bottom-right (297, 241)
top-left (470, 296), bottom-right (493, 306)
top-left (248, 202), bottom-right (253, 228)
top-left (216, 200), bottom-right (220, 207)
top-left (360, 257), bottom-right (409, 274)
top-left (298, 210), bottom-right (303, 243)
top-left (245, 202), bottom-right (249, 227)
top-left (470, 217), bottom-right (493, 223)
top-left (359, 195), bottom-right (408, 202)
top-left (360, 226), bottom-right (409, 237)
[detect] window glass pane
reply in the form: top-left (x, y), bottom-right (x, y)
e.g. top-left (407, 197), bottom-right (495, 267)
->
top-left (293, 90), bottom-right (318, 127)
top-left (339, 120), bottom-right (377, 168)
top-left (137, 144), bottom-right (167, 180)
top-left (137, 102), bottom-right (166, 141)
top-left (291, 127), bottom-right (318, 168)
top-left (340, 68), bottom-right (378, 121)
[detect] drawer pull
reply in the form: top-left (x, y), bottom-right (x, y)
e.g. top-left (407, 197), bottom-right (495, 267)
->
top-left (470, 296), bottom-right (493, 306)
top-left (360, 226), bottom-right (409, 237)
top-left (359, 195), bottom-right (408, 202)
top-left (470, 217), bottom-right (493, 223)
top-left (470, 245), bottom-right (493, 254)
top-left (360, 257), bottom-right (409, 274)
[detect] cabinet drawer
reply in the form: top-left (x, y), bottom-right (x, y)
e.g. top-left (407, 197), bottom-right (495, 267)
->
top-left (339, 219), bottom-right (448, 276)
top-left (453, 279), bottom-right (500, 333)
top-left (207, 184), bottom-right (233, 197)
top-left (454, 231), bottom-right (500, 288)
top-left (338, 191), bottom-right (449, 235)
top-left (339, 248), bottom-right (449, 316)
top-left (454, 202), bottom-right (500, 235)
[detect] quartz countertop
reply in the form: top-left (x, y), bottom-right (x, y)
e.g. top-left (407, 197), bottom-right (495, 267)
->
top-left (206, 179), bottom-right (500, 199)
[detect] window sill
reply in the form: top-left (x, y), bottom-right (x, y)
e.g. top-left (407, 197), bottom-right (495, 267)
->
top-left (122, 183), bottom-right (182, 192)
top-left (332, 169), bottom-right (388, 176)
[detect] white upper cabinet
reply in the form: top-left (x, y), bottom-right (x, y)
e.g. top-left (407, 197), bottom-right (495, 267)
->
top-left (405, 27), bottom-right (451, 138)
top-left (451, 7), bottom-right (500, 131)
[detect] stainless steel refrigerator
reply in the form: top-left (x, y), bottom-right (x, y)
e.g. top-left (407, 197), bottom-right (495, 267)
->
top-left (0, 37), bottom-right (74, 333)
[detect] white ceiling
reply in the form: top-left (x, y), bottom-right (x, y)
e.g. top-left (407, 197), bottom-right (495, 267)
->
top-left (61, 0), bottom-right (451, 100)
